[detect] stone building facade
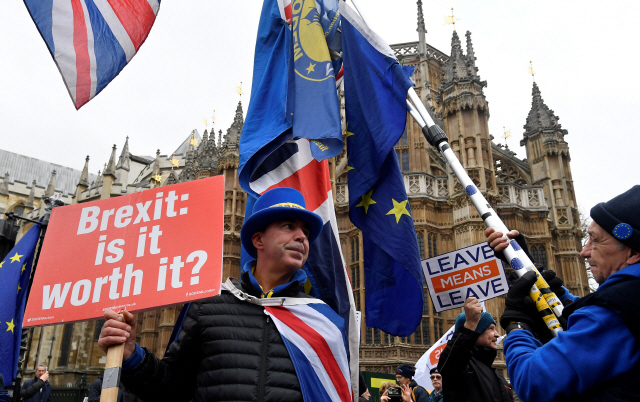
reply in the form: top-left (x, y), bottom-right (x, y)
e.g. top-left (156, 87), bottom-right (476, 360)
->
top-left (6, 1), bottom-right (588, 388)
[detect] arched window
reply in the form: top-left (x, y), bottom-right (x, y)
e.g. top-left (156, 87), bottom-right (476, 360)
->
top-left (539, 246), bottom-right (548, 268)
top-left (417, 232), bottom-right (425, 259)
top-left (365, 327), bottom-right (372, 344)
top-left (422, 318), bottom-right (430, 345)
top-left (428, 233), bottom-right (438, 257)
top-left (374, 328), bottom-right (381, 344)
top-left (414, 324), bottom-right (422, 344)
top-left (531, 246), bottom-right (540, 265)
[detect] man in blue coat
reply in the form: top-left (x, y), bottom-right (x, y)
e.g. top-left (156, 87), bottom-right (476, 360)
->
top-left (486, 185), bottom-right (640, 401)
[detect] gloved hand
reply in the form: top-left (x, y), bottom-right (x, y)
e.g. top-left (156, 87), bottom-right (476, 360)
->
top-left (540, 270), bottom-right (565, 298)
top-left (502, 270), bottom-right (568, 343)
top-left (500, 270), bottom-right (538, 332)
top-left (540, 270), bottom-right (570, 330)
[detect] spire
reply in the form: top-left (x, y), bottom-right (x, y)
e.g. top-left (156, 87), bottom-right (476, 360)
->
top-left (465, 31), bottom-right (478, 77)
top-left (26, 180), bottom-right (36, 208)
top-left (225, 101), bottom-right (244, 145)
top-left (441, 30), bottom-right (484, 87)
top-left (44, 170), bottom-right (57, 197)
top-left (417, 0), bottom-right (426, 56)
top-left (218, 130), bottom-right (223, 148)
top-left (0, 172), bottom-right (9, 195)
top-left (104, 144), bottom-right (117, 177)
top-left (523, 82), bottom-right (563, 134)
top-left (79, 155), bottom-right (90, 187)
top-left (116, 137), bottom-right (131, 171)
top-left (153, 149), bottom-right (161, 172)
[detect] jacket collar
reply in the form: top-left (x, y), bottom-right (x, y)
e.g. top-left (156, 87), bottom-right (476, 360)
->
top-left (473, 345), bottom-right (498, 367)
top-left (241, 261), bottom-right (307, 298)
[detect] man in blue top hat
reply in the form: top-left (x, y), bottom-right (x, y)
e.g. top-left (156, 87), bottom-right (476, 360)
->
top-left (486, 185), bottom-right (640, 401)
top-left (98, 187), bottom-right (340, 402)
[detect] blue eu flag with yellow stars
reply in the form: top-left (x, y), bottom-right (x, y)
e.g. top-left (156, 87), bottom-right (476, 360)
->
top-left (340, 2), bottom-right (423, 336)
top-left (0, 224), bottom-right (40, 382)
top-left (239, 0), bottom-right (342, 193)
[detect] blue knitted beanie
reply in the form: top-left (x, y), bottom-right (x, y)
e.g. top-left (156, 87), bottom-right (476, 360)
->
top-left (455, 311), bottom-right (496, 334)
top-left (590, 185), bottom-right (640, 252)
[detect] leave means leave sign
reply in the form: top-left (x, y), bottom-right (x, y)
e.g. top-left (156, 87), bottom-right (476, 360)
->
top-left (422, 242), bottom-right (508, 313)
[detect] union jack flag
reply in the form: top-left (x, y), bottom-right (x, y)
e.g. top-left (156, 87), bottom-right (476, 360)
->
top-left (24, 0), bottom-right (160, 109)
top-left (245, 138), bottom-right (359, 393)
top-left (266, 303), bottom-right (352, 402)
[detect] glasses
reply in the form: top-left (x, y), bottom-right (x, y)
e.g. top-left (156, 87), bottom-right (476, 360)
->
top-left (430, 375), bottom-right (441, 380)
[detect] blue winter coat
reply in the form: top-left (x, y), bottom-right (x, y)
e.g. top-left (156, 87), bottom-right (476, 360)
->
top-left (503, 263), bottom-right (640, 401)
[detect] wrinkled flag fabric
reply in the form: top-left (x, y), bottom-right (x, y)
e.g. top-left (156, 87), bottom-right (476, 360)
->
top-left (340, 1), bottom-right (423, 336)
top-left (24, 0), bottom-right (160, 109)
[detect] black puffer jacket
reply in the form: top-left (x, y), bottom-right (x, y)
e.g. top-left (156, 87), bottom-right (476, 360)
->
top-left (121, 272), bottom-right (312, 402)
top-left (438, 327), bottom-right (514, 402)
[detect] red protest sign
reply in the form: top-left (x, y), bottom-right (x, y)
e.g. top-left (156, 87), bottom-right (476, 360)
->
top-left (24, 176), bottom-right (224, 327)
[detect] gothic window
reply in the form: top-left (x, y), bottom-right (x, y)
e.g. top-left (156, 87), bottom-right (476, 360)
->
top-left (58, 323), bottom-right (74, 367)
top-left (423, 290), bottom-right (429, 314)
top-left (539, 246), bottom-right (548, 268)
top-left (422, 318), bottom-right (430, 345)
top-left (356, 267), bottom-right (360, 289)
top-left (365, 327), bottom-right (372, 344)
top-left (374, 328), bottom-right (381, 344)
top-left (497, 163), bottom-right (526, 185)
top-left (94, 319), bottom-right (105, 341)
top-left (396, 150), bottom-right (410, 172)
top-left (414, 323), bottom-right (422, 344)
top-left (350, 267), bottom-right (356, 290)
top-left (531, 246), bottom-right (539, 266)
top-left (428, 233), bottom-right (438, 257)
top-left (398, 125), bottom-right (409, 146)
top-left (417, 232), bottom-right (425, 259)
top-left (350, 237), bottom-right (360, 264)
top-left (434, 319), bottom-right (444, 340)
top-left (355, 293), bottom-right (361, 311)
top-left (384, 332), bottom-right (390, 344)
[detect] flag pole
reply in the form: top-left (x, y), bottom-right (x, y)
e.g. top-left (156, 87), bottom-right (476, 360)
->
top-left (350, 0), bottom-right (564, 337)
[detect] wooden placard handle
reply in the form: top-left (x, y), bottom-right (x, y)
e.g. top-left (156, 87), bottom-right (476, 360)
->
top-left (100, 313), bottom-right (125, 402)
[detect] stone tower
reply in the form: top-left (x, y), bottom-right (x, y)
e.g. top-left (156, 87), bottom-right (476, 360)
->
top-left (520, 82), bottom-right (587, 294)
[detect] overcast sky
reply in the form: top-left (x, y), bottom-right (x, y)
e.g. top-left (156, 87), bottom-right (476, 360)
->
top-left (1, 0), bottom-right (638, 215)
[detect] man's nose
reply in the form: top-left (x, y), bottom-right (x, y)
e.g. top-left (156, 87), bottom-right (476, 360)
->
top-left (293, 227), bottom-right (307, 241)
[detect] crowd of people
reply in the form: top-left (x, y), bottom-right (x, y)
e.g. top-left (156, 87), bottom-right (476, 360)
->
top-left (18, 185), bottom-right (638, 401)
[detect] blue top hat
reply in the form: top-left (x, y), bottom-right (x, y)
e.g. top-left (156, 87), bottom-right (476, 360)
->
top-left (241, 187), bottom-right (324, 258)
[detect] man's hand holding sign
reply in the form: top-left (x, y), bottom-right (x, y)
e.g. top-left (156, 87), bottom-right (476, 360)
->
top-left (23, 176), bottom-right (225, 402)
top-left (422, 242), bottom-right (509, 312)
top-left (24, 176), bottom-right (224, 325)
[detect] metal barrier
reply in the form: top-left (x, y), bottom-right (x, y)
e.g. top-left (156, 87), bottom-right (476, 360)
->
top-left (51, 387), bottom-right (88, 402)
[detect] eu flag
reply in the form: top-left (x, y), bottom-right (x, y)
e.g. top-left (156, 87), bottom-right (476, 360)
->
top-left (340, 2), bottom-right (423, 336)
top-left (0, 224), bottom-right (41, 382)
top-left (239, 0), bottom-right (342, 193)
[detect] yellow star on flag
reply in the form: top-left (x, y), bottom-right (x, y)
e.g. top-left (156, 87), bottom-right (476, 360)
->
top-left (6, 319), bottom-right (15, 333)
top-left (21, 264), bottom-right (26, 274)
top-left (345, 122), bottom-right (354, 138)
top-left (386, 198), bottom-right (411, 223)
top-left (346, 158), bottom-right (354, 172)
top-left (17, 284), bottom-right (21, 294)
top-left (10, 252), bottom-right (22, 263)
top-left (306, 63), bottom-right (316, 74)
top-left (356, 190), bottom-right (377, 214)
top-left (0, 260), bottom-right (4, 268)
